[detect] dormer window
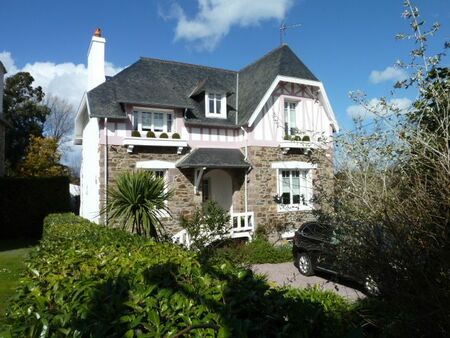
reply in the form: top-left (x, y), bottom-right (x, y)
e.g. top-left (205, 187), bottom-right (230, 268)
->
top-left (205, 92), bottom-right (226, 119)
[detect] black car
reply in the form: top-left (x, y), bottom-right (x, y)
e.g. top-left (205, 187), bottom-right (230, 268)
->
top-left (292, 221), bottom-right (378, 295)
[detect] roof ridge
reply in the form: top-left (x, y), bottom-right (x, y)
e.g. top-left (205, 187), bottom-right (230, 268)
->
top-left (139, 57), bottom-right (237, 74)
top-left (238, 44), bottom-right (287, 72)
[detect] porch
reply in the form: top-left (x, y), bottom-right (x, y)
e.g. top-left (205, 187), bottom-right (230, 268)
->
top-left (173, 148), bottom-right (255, 247)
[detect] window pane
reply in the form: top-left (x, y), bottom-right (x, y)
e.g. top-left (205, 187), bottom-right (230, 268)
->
top-left (133, 111), bottom-right (139, 130)
top-left (282, 193), bottom-right (290, 205)
top-left (292, 171), bottom-right (300, 204)
top-left (153, 112), bottom-right (164, 132)
top-left (209, 97), bottom-right (215, 113)
top-left (216, 94), bottom-right (222, 113)
top-left (289, 103), bottom-right (297, 133)
top-left (167, 114), bottom-right (173, 133)
top-left (152, 170), bottom-right (164, 178)
top-left (284, 105), bottom-right (289, 135)
top-left (142, 112), bottom-right (152, 131)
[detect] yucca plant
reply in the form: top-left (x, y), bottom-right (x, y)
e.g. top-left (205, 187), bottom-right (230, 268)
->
top-left (103, 170), bottom-right (172, 239)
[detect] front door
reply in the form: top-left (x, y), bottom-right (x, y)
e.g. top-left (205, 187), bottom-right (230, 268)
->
top-left (202, 169), bottom-right (233, 212)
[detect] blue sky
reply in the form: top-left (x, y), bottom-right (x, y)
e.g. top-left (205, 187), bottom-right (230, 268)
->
top-left (0, 0), bottom-right (449, 133)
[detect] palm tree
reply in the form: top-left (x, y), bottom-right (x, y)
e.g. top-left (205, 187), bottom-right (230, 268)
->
top-left (103, 170), bottom-right (172, 240)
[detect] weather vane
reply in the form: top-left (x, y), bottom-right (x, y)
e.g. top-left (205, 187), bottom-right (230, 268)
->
top-left (280, 21), bottom-right (302, 45)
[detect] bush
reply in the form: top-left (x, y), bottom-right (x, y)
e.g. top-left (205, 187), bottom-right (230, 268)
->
top-left (159, 132), bottom-right (168, 138)
top-left (172, 132), bottom-right (181, 139)
top-left (5, 214), bottom-right (360, 337)
top-left (283, 134), bottom-right (291, 141)
top-left (0, 176), bottom-right (70, 239)
top-left (212, 237), bottom-right (293, 265)
top-left (302, 135), bottom-right (310, 142)
top-left (146, 131), bottom-right (156, 138)
top-left (131, 130), bottom-right (141, 137)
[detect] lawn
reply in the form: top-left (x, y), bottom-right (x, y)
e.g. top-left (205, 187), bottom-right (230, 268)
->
top-left (0, 240), bottom-right (36, 320)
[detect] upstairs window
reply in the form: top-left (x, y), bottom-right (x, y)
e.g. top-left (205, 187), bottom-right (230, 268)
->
top-left (206, 92), bottom-right (226, 119)
top-left (284, 101), bottom-right (298, 136)
top-left (133, 109), bottom-right (174, 134)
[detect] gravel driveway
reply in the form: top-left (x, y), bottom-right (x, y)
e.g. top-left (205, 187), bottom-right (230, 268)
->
top-left (252, 262), bottom-right (365, 301)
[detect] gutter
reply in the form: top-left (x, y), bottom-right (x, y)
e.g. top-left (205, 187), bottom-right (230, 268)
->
top-left (104, 117), bottom-right (108, 226)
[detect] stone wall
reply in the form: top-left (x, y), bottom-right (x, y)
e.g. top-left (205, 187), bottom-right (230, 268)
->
top-left (244, 146), bottom-right (332, 236)
top-left (98, 144), bottom-right (331, 238)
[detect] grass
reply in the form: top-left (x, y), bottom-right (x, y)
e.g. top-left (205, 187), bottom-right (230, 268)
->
top-left (0, 240), bottom-right (36, 324)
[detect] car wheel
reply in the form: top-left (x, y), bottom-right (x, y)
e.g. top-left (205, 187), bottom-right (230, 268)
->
top-left (363, 276), bottom-right (379, 296)
top-left (296, 252), bottom-right (314, 276)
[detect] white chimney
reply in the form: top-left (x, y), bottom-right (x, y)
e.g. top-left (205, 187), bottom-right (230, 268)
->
top-left (0, 62), bottom-right (6, 118)
top-left (87, 28), bottom-right (106, 91)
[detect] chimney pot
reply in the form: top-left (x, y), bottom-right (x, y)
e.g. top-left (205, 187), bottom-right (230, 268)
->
top-left (94, 28), bottom-right (102, 37)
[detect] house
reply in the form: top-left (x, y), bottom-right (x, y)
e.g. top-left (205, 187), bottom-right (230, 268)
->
top-left (75, 29), bottom-right (339, 241)
top-left (0, 61), bottom-right (7, 177)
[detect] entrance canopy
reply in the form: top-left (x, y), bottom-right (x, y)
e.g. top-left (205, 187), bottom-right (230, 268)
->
top-left (176, 148), bottom-right (251, 169)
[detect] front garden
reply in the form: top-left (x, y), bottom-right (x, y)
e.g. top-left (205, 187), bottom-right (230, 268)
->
top-left (2, 213), bottom-right (363, 337)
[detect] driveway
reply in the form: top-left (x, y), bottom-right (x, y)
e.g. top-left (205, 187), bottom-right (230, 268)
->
top-left (252, 262), bottom-right (365, 301)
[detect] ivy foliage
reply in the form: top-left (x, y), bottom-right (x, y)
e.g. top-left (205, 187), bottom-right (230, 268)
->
top-left (5, 214), bottom-right (359, 338)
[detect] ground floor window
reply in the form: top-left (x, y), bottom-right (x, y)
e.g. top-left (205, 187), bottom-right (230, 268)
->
top-left (278, 169), bottom-right (312, 211)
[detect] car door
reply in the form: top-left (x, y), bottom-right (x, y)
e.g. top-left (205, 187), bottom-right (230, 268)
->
top-left (306, 223), bottom-right (336, 270)
top-left (298, 222), bottom-right (325, 267)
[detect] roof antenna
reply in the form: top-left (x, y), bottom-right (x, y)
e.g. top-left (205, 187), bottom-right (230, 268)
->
top-left (280, 20), bottom-right (302, 45)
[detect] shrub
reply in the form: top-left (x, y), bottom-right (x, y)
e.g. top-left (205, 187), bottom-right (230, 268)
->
top-left (283, 134), bottom-right (291, 141)
top-left (180, 201), bottom-right (230, 250)
top-left (171, 132), bottom-right (181, 139)
top-left (159, 132), bottom-right (168, 138)
top-left (212, 237), bottom-right (293, 265)
top-left (146, 130), bottom-right (156, 138)
top-left (103, 171), bottom-right (172, 239)
top-left (5, 214), bottom-right (360, 337)
top-left (302, 135), bottom-right (310, 142)
top-left (131, 130), bottom-right (141, 137)
top-left (293, 135), bottom-right (301, 141)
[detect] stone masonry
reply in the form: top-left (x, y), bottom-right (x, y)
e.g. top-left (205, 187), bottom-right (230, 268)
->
top-left (99, 144), bottom-right (331, 238)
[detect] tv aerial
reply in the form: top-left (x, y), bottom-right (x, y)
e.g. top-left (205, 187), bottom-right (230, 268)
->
top-left (280, 21), bottom-right (302, 45)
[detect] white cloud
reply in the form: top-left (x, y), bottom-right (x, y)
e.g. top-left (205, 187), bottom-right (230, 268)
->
top-left (0, 51), bottom-right (122, 109)
top-left (166, 0), bottom-right (294, 51)
top-left (347, 97), bottom-right (412, 119)
top-left (369, 66), bottom-right (408, 84)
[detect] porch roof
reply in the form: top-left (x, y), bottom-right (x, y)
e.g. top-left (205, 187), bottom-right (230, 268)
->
top-left (176, 148), bottom-right (251, 169)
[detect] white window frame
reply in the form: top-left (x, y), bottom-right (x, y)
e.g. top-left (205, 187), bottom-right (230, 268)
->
top-left (284, 100), bottom-right (300, 136)
top-left (205, 92), bottom-right (227, 119)
top-left (132, 107), bottom-right (174, 134)
top-left (274, 165), bottom-right (314, 212)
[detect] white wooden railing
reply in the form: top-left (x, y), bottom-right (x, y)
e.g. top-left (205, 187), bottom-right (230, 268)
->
top-left (172, 211), bottom-right (255, 247)
top-left (230, 212), bottom-right (255, 239)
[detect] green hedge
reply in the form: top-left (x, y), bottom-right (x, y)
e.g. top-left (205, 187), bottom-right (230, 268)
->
top-left (5, 214), bottom-right (360, 337)
top-left (0, 177), bottom-right (70, 239)
top-left (211, 237), bottom-right (293, 265)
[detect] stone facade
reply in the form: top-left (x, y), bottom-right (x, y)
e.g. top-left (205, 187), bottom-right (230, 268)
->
top-left (99, 143), bottom-right (331, 238)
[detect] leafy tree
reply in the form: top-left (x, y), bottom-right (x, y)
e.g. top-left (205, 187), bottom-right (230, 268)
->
top-left (3, 72), bottom-right (50, 172)
top-left (103, 170), bottom-right (172, 239)
top-left (18, 136), bottom-right (68, 177)
top-left (314, 2), bottom-right (449, 336)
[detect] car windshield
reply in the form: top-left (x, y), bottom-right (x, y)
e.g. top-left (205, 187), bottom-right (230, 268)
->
top-left (302, 223), bottom-right (333, 241)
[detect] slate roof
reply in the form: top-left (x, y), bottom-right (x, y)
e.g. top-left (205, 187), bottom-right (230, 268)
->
top-left (87, 45), bottom-right (319, 127)
top-left (176, 148), bottom-right (251, 169)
